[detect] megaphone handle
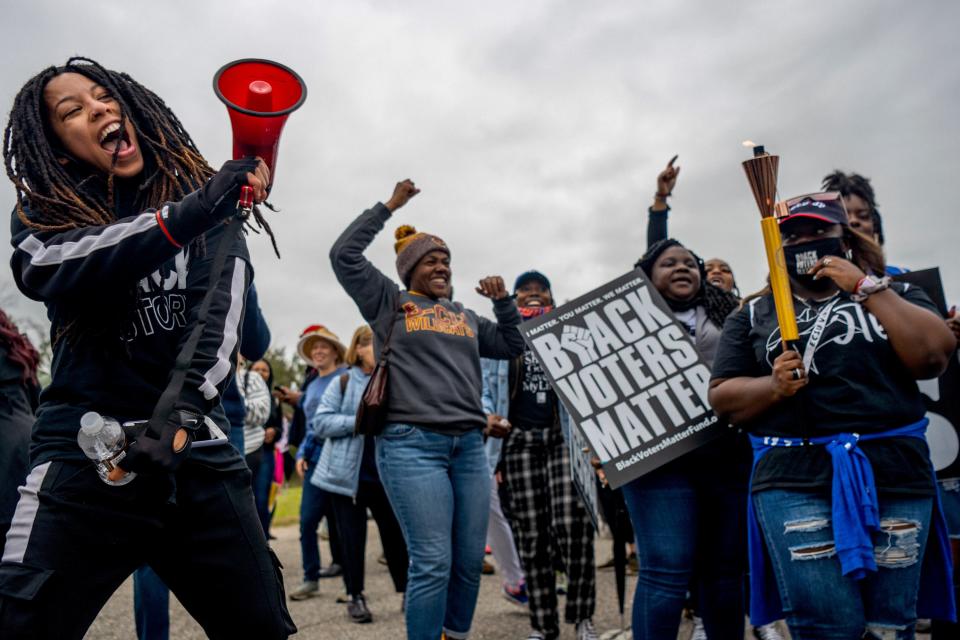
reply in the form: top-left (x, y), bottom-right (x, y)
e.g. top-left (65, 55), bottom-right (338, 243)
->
top-left (237, 185), bottom-right (254, 219)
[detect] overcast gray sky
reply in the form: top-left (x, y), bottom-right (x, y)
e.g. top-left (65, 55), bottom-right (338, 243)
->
top-left (2, 0), bottom-right (959, 357)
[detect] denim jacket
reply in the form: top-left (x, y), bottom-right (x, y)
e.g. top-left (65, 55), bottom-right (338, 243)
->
top-left (309, 367), bottom-right (371, 497)
top-left (481, 356), bottom-right (571, 476)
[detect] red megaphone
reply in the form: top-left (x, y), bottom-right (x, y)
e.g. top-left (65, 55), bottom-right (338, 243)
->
top-left (213, 58), bottom-right (307, 185)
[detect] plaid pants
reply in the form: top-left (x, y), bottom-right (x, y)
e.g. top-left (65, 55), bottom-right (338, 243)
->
top-left (503, 425), bottom-right (596, 638)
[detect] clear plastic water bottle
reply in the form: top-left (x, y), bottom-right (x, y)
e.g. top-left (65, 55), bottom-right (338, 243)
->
top-left (78, 411), bottom-right (136, 486)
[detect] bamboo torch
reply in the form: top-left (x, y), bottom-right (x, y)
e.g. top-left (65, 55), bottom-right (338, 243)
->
top-left (742, 146), bottom-right (799, 343)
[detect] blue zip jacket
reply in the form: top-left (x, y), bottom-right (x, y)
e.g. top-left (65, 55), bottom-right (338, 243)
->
top-left (309, 367), bottom-right (370, 497)
top-left (296, 367), bottom-right (347, 465)
top-left (481, 357), bottom-right (571, 477)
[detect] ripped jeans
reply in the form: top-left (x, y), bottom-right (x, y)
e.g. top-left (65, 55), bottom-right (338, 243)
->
top-left (754, 489), bottom-right (933, 640)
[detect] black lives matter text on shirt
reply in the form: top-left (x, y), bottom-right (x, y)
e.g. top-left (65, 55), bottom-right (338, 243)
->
top-left (711, 283), bottom-right (939, 495)
top-left (520, 270), bottom-right (726, 490)
top-left (509, 349), bottom-right (557, 429)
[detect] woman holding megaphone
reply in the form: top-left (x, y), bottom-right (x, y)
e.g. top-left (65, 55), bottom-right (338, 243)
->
top-left (330, 180), bottom-right (526, 640)
top-left (0, 58), bottom-right (295, 638)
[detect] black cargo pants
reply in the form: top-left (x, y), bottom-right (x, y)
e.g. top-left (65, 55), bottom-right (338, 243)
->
top-left (0, 455), bottom-right (296, 639)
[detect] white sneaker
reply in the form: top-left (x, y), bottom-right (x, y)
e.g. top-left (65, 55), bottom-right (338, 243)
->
top-left (690, 615), bottom-right (707, 640)
top-left (576, 619), bottom-right (598, 640)
top-left (525, 632), bottom-right (546, 640)
top-left (753, 623), bottom-right (785, 640)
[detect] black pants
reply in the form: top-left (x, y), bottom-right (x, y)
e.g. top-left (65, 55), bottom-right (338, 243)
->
top-left (329, 479), bottom-right (408, 596)
top-left (0, 397), bottom-right (31, 554)
top-left (503, 427), bottom-right (596, 638)
top-left (0, 458), bottom-right (296, 640)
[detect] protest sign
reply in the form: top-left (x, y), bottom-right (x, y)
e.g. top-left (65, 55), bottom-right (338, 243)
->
top-left (894, 268), bottom-right (960, 478)
top-left (520, 270), bottom-right (727, 489)
top-left (567, 421), bottom-right (601, 530)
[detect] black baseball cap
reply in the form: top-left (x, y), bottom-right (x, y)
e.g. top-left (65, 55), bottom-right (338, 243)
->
top-left (514, 270), bottom-right (552, 293)
top-left (777, 191), bottom-right (848, 227)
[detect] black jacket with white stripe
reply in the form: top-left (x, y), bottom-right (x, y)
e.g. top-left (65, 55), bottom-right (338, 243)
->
top-left (9, 191), bottom-right (251, 468)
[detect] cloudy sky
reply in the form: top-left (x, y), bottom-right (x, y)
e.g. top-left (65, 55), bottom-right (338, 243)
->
top-left (2, 0), bottom-right (958, 356)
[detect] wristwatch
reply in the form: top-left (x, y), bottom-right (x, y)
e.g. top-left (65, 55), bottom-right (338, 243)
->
top-left (850, 275), bottom-right (891, 302)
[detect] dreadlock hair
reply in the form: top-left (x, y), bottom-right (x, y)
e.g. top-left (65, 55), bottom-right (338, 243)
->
top-left (821, 170), bottom-right (884, 245)
top-left (4, 57), bottom-right (280, 346)
top-left (5, 56), bottom-right (279, 248)
top-left (0, 308), bottom-right (40, 385)
top-left (634, 238), bottom-right (740, 329)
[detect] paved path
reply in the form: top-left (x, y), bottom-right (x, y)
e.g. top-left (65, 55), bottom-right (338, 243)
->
top-left (86, 521), bottom-right (930, 640)
top-left (86, 521), bottom-right (634, 639)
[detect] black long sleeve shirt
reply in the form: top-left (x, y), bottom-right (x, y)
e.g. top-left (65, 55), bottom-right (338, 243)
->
top-left (9, 192), bottom-right (251, 467)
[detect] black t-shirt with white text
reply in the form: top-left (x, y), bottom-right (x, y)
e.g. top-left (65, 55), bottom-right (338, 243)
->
top-left (711, 283), bottom-right (938, 495)
top-left (509, 349), bottom-right (556, 429)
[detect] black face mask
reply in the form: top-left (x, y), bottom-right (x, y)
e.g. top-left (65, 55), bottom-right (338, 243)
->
top-left (783, 237), bottom-right (845, 293)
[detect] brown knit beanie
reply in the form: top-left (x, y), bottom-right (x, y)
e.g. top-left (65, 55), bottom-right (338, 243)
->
top-left (394, 225), bottom-right (450, 286)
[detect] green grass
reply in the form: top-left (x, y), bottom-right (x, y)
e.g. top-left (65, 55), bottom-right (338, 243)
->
top-left (272, 482), bottom-right (302, 527)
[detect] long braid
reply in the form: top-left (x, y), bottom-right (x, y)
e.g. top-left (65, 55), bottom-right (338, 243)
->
top-left (4, 57), bottom-right (280, 348)
top-left (6, 56), bottom-right (279, 250)
top-left (702, 282), bottom-right (739, 328)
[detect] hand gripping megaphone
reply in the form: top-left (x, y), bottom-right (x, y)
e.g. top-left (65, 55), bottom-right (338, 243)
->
top-left (213, 58), bottom-right (307, 193)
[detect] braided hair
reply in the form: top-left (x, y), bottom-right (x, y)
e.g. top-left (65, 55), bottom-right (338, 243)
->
top-left (0, 308), bottom-right (40, 385)
top-left (4, 56), bottom-right (278, 249)
top-left (4, 57), bottom-right (279, 346)
top-left (635, 239), bottom-right (740, 329)
top-left (821, 170), bottom-right (884, 245)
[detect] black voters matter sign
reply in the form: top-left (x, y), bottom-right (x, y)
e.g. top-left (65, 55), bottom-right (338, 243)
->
top-left (520, 270), bottom-right (726, 489)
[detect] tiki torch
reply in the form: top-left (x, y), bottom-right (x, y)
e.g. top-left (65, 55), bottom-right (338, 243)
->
top-left (742, 145), bottom-right (799, 344)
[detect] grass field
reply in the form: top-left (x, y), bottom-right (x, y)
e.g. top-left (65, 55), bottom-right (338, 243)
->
top-left (272, 481), bottom-right (302, 527)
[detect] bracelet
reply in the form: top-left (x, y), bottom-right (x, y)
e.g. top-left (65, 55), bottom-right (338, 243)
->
top-left (654, 191), bottom-right (671, 200)
top-left (850, 275), bottom-right (891, 302)
top-left (155, 207), bottom-right (182, 249)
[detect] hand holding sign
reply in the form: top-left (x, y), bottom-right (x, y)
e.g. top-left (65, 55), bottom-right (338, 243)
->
top-left (521, 270), bottom-right (724, 489)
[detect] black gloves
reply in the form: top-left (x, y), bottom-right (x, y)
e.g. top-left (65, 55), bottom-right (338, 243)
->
top-left (118, 407), bottom-right (203, 475)
top-left (198, 158), bottom-right (261, 220)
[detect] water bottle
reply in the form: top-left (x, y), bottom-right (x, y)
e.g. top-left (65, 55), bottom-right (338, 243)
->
top-left (78, 411), bottom-right (136, 486)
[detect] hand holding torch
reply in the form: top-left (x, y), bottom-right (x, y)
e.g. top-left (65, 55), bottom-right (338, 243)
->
top-left (742, 146), bottom-right (799, 345)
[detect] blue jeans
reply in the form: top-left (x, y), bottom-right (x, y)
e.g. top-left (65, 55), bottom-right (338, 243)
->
top-left (376, 424), bottom-right (490, 640)
top-left (754, 489), bottom-right (933, 640)
top-left (133, 565), bottom-right (169, 640)
top-left (621, 465), bottom-right (747, 640)
top-left (939, 478), bottom-right (960, 539)
top-left (252, 447), bottom-right (275, 535)
top-left (298, 472), bottom-right (340, 581)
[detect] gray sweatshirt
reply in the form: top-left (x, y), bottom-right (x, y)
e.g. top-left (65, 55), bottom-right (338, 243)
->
top-left (330, 203), bottom-right (524, 434)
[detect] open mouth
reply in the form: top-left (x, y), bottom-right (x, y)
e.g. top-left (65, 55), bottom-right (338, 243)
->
top-left (98, 122), bottom-right (134, 157)
top-left (525, 299), bottom-right (542, 306)
top-left (430, 277), bottom-right (448, 287)
top-left (708, 276), bottom-right (724, 286)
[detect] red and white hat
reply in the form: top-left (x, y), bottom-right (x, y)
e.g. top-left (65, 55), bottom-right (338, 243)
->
top-left (296, 324), bottom-right (346, 364)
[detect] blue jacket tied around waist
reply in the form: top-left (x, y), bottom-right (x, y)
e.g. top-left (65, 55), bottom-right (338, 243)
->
top-left (747, 418), bottom-right (955, 626)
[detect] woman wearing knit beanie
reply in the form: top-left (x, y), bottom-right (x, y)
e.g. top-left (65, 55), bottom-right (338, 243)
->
top-left (622, 238), bottom-right (750, 640)
top-left (329, 179), bottom-right (525, 640)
